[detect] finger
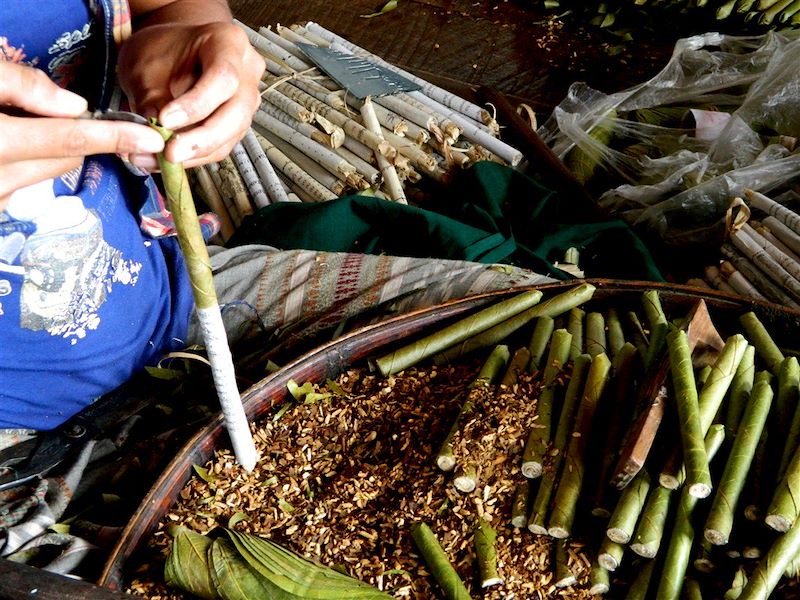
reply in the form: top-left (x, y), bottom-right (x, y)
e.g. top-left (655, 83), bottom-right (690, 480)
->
top-left (165, 93), bottom-right (255, 164)
top-left (127, 153), bottom-right (160, 171)
top-left (179, 143), bottom-right (239, 169)
top-left (0, 157), bottom-right (82, 204)
top-left (0, 115), bottom-right (165, 163)
top-left (159, 25), bottom-right (262, 130)
top-left (0, 62), bottom-right (88, 117)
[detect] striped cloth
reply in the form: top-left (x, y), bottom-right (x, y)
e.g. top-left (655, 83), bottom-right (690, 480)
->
top-left (108, 0), bottom-right (132, 44)
top-left (88, 0), bottom-right (132, 44)
top-left (138, 172), bottom-right (221, 241)
top-left (0, 441), bottom-right (99, 572)
top-left (195, 247), bottom-right (555, 349)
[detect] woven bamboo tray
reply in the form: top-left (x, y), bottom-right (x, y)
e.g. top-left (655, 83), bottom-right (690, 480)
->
top-left (98, 279), bottom-right (800, 594)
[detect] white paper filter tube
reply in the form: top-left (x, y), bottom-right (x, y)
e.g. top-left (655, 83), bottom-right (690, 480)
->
top-left (197, 305), bottom-right (258, 471)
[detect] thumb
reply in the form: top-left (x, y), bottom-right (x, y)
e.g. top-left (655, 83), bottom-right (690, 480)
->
top-left (0, 62), bottom-right (87, 117)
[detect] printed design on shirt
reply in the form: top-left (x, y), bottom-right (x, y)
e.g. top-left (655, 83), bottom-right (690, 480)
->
top-left (59, 165), bottom-right (85, 194)
top-left (1, 24), bottom-right (93, 86)
top-left (0, 36), bottom-right (36, 66)
top-left (0, 230), bottom-right (28, 264)
top-left (20, 207), bottom-right (142, 344)
top-left (48, 24), bottom-right (91, 56)
top-left (83, 162), bottom-right (103, 195)
top-left (0, 279), bottom-right (10, 316)
top-left (1, 171), bottom-right (143, 344)
top-left (47, 26), bottom-right (92, 87)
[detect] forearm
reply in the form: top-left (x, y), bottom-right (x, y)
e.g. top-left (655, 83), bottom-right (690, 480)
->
top-left (129, 0), bottom-right (232, 27)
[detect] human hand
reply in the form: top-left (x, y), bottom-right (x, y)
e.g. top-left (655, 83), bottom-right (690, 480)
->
top-left (0, 62), bottom-right (166, 211)
top-left (117, 20), bottom-right (265, 170)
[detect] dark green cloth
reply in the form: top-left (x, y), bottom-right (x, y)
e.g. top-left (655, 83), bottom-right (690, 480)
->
top-left (229, 161), bottom-right (663, 281)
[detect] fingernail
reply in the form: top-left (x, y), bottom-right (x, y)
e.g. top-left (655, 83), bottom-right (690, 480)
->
top-left (160, 108), bottom-right (188, 129)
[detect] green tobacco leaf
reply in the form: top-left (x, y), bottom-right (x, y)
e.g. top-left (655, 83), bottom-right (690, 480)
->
top-left (193, 464), bottom-right (217, 483)
top-left (287, 379), bottom-right (315, 401)
top-left (228, 512), bottom-right (249, 528)
top-left (360, 0), bottom-right (398, 18)
top-left (144, 365), bottom-right (185, 380)
top-left (303, 392), bottom-right (332, 404)
top-left (164, 526), bottom-right (219, 599)
top-left (272, 403), bottom-right (293, 422)
top-left (324, 379), bottom-right (348, 397)
top-left (210, 538), bottom-right (292, 600)
top-left (565, 110), bottom-right (616, 184)
top-left (166, 526), bottom-right (391, 599)
top-left (490, 264), bottom-right (515, 275)
top-left (222, 528), bottom-right (392, 598)
top-left (382, 568), bottom-right (409, 577)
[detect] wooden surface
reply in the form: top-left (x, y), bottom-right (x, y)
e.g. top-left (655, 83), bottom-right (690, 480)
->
top-left (227, 0), bottom-right (675, 114)
top-left (611, 299), bottom-right (726, 488)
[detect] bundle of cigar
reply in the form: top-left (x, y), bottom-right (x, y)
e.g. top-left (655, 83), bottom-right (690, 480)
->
top-left (189, 21), bottom-right (526, 243)
top-left (688, 188), bottom-right (800, 309)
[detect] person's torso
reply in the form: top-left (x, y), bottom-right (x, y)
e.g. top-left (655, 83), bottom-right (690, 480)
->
top-left (0, 0), bottom-right (193, 430)
top-left (0, 0), bottom-right (114, 105)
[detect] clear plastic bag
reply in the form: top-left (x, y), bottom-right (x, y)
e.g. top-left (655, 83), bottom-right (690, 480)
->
top-left (539, 29), bottom-right (800, 248)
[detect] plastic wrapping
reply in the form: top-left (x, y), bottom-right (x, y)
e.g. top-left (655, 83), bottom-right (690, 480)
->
top-left (539, 29), bottom-right (800, 248)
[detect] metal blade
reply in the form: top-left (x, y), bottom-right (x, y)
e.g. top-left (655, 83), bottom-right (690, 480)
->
top-left (80, 109), bottom-right (149, 126)
top-left (296, 43), bottom-right (420, 99)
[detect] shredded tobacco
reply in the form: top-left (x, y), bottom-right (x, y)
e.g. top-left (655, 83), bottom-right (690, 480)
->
top-left (128, 358), bottom-right (599, 599)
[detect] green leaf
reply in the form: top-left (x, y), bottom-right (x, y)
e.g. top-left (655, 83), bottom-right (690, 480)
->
top-left (489, 264), bottom-right (515, 275)
top-left (565, 110), bottom-right (617, 184)
top-left (278, 498), bottom-right (295, 514)
top-left (287, 379), bottom-right (315, 401)
top-left (324, 379), bottom-right (348, 397)
top-left (228, 511), bottom-right (249, 528)
top-left (304, 480), bottom-right (314, 501)
top-left (222, 528), bottom-right (392, 598)
top-left (145, 365), bottom-right (185, 380)
top-left (165, 526), bottom-right (392, 599)
top-left (382, 568), bottom-right (409, 578)
top-left (48, 523), bottom-right (70, 534)
top-left (194, 464), bottom-right (217, 483)
top-left (209, 538), bottom-right (290, 600)
top-left (360, 0), bottom-right (398, 18)
top-left (273, 403), bottom-right (293, 422)
top-left (303, 392), bottom-right (332, 404)
top-left (164, 526), bottom-right (219, 600)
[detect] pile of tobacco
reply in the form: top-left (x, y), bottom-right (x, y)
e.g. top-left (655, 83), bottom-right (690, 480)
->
top-left (126, 283), bottom-right (800, 599)
top-left (127, 356), bottom-right (596, 599)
